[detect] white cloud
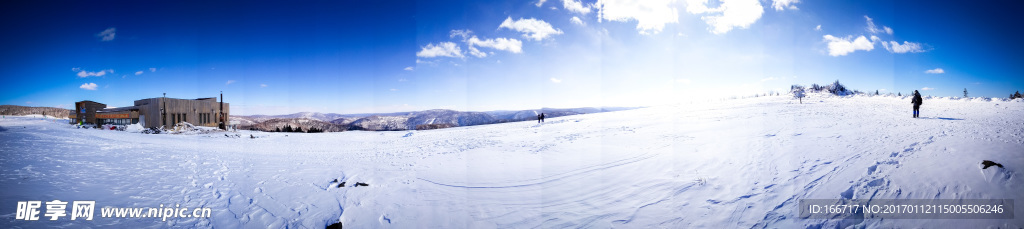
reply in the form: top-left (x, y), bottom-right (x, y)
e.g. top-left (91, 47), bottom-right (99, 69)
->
top-left (563, 0), bottom-right (592, 14)
top-left (921, 87), bottom-right (934, 91)
top-left (815, 25), bottom-right (821, 31)
top-left (449, 29), bottom-right (473, 41)
top-left (97, 28), bottom-right (116, 41)
top-left (550, 77), bottom-right (562, 83)
top-left (685, 0), bottom-right (764, 35)
top-left (468, 46), bottom-right (487, 58)
top-left (924, 68), bottom-right (944, 74)
top-left (390, 88), bottom-right (398, 91)
top-left (822, 35), bottom-right (874, 56)
top-left (881, 40), bottom-right (925, 53)
top-left (149, 68), bottom-right (156, 72)
top-left (79, 83), bottom-right (98, 90)
top-left (676, 78), bottom-right (692, 84)
top-left (771, 0), bottom-right (799, 11)
top-left (416, 42), bottom-right (464, 58)
top-left (404, 66), bottom-right (414, 71)
top-left (226, 80), bottom-right (236, 85)
top-left (76, 69), bottom-right (112, 78)
top-left (134, 71), bottom-right (143, 75)
top-left (499, 17), bottom-right (564, 41)
top-left (467, 36), bottom-right (523, 54)
top-left (536, 0), bottom-right (547, 7)
top-left (398, 78), bottom-right (408, 82)
top-left (260, 84), bottom-right (268, 88)
top-left (598, 0), bottom-right (679, 35)
top-left (864, 16), bottom-right (892, 35)
top-left (571, 16), bottom-right (586, 25)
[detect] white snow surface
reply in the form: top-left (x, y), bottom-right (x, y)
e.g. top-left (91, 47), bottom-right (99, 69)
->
top-left (1, 94), bottom-right (1022, 228)
top-left (124, 123), bottom-right (145, 133)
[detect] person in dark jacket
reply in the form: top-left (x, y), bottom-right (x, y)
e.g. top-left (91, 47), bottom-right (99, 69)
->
top-left (911, 90), bottom-right (923, 118)
top-left (540, 113), bottom-right (545, 123)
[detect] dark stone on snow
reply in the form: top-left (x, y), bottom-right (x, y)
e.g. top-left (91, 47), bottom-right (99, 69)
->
top-left (354, 182), bottom-right (369, 187)
top-left (326, 221), bottom-right (342, 229)
top-left (337, 182), bottom-right (345, 188)
top-left (982, 160), bottom-right (1003, 169)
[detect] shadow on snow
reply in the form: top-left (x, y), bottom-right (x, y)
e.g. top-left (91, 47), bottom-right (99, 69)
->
top-left (919, 117), bottom-right (964, 121)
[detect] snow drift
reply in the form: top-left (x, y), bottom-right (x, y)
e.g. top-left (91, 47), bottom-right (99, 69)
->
top-left (0, 94), bottom-right (1021, 228)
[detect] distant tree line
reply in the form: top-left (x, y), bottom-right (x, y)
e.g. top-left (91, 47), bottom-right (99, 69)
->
top-left (800, 80), bottom-right (853, 96)
top-left (789, 84), bottom-right (1022, 100)
top-left (415, 123), bottom-right (456, 130)
top-left (269, 125), bottom-right (325, 133)
top-left (0, 105), bottom-right (70, 118)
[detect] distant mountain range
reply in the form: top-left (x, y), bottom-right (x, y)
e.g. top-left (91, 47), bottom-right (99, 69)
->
top-left (232, 107), bottom-right (635, 132)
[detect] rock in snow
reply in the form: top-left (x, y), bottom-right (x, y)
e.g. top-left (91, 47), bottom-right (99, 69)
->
top-left (981, 160), bottom-right (1004, 169)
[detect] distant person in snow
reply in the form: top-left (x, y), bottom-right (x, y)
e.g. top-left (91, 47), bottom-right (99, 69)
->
top-left (539, 113), bottom-right (546, 123)
top-left (911, 90), bottom-right (923, 118)
top-left (537, 114), bottom-right (542, 123)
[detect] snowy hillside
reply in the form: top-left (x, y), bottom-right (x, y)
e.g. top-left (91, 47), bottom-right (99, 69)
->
top-left (346, 115), bottom-right (413, 131)
top-left (341, 108), bottom-right (620, 131)
top-left (234, 108), bottom-right (622, 132)
top-left (239, 118), bottom-right (346, 132)
top-left (233, 112), bottom-right (350, 123)
top-left (0, 105), bottom-right (69, 119)
top-left (484, 107), bottom-right (630, 122)
top-left (1, 94), bottom-right (1021, 228)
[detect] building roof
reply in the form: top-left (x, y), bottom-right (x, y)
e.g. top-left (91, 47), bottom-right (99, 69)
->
top-left (135, 97), bottom-right (221, 102)
top-left (76, 100), bottom-right (106, 105)
top-left (97, 106), bottom-right (140, 113)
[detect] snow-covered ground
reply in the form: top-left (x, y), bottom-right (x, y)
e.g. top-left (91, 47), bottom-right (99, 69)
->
top-left (1, 94), bottom-right (1022, 228)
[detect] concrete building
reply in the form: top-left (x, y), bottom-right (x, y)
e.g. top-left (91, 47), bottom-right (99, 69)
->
top-left (71, 96), bottom-right (229, 129)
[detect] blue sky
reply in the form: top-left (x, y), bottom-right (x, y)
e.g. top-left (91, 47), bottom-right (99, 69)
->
top-left (2, 0), bottom-right (1022, 115)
